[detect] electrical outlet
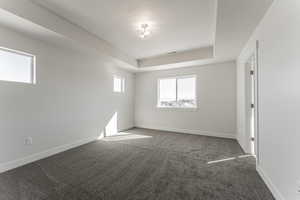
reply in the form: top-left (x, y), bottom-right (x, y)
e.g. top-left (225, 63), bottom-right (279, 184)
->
top-left (24, 137), bottom-right (33, 145)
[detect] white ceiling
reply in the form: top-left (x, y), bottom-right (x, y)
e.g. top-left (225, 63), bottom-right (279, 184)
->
top-left (31, 0), bottom-right (217, 59)
top-left (0, 8), bottom-right (69, 48)
top-left (0, 0), bottom-right (274, 71)
top-left (215, 0), bottom-right (274, 60)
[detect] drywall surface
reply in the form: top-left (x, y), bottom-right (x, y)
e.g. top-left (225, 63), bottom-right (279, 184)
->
top-left (237, 0), bottom-right (300, 199)
top-left (0, 25), bottom-right (135, 171)
top-left (135, 61), bottom-right (237, 138)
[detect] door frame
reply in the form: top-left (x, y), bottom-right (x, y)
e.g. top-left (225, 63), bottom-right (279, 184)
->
top-left (244, 40), bottom-right (260, 165)
top-left (254, 40), bottom-right (260, 165)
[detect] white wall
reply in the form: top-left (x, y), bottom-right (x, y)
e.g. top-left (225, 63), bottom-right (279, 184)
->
top-left (237, 0), bottom-right (300, 199)
top-left (135, 61), bottom-right (237, 139)
top-left (0, 25), bottom-right (135, 172)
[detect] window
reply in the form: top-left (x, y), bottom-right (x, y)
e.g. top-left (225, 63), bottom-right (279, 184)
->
top-left (0, 47), bottom-right (35, 84)
top-left (114, 75), bottom-right (125, 93)
top-left (158, 75), bottom-right (196, 108)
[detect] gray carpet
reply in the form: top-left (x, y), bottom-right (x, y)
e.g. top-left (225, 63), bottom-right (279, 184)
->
top-left (0, 128), bottom-right (274, 200)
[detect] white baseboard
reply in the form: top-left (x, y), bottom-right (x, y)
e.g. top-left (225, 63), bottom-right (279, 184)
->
top-left (135, 124), bottom-right (236, 139)
top-left (119, 127), bottom-right (135, 132)
top-left (257, 165), bottom-right (285, 200)
top-left (0, 136), bottom-right (97, 174)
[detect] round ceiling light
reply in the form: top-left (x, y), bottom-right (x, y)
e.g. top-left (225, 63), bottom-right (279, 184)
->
top-left (139, 23), bottom-right (151, 39)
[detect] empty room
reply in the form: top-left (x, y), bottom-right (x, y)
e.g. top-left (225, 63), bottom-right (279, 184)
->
top-left (0, 0), bottom-right (299, 199)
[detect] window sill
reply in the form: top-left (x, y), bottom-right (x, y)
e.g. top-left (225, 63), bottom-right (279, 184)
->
top-left (156, 106), bottom-right (198, 112)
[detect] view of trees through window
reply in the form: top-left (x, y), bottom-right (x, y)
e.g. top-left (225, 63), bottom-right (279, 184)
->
top-left (158, 76), bottom-right (196, 108)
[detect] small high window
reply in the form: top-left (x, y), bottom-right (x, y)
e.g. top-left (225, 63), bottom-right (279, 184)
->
top-left (114, 75), bottom-right (125, 93)
top-left (0, 47), bottom-right (35, 84)
top-left (158, 75), bottom-right (196, 108)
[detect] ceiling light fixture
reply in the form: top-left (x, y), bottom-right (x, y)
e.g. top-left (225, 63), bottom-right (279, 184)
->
top-left (139, 23), bottom-right (151, 39)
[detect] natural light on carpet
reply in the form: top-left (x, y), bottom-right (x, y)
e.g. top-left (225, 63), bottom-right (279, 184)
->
top-left (207, 155), bottom-right (254, 164)
top-left (101, 133), bottom-right (152, 142)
